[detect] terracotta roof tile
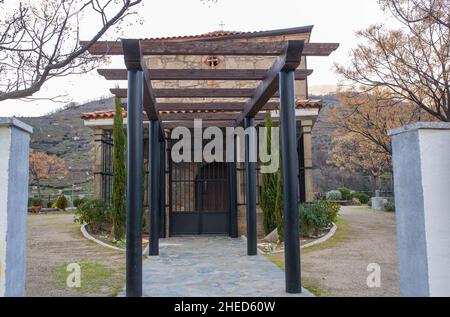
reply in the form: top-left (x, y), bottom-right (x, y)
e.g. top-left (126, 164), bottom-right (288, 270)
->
top-left (81, 100), bottom-right (321, 120)
top-left (141, 26), bottom-right (313, 42)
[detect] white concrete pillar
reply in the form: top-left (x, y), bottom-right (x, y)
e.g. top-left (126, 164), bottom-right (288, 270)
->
top-left (0, 118), bottom-right (33, 297)
top-left (300, 120), bottom-right (314, 203)
top-left (389, 122), bottom-right (450, 297)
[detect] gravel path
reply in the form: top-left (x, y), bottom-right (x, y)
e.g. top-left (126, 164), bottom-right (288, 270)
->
top-left (301, 206), bottom-right (400, 296)
top-left (26, 213), bottom-right (125, 297)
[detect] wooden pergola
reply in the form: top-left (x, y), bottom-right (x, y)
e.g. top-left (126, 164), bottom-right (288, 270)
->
top-left (82, 37), bottom-right (338, 297)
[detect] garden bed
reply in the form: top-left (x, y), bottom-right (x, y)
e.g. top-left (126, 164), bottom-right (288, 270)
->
top-left (82, 223), bottom-right (149, 252)
top-left (258, 222), bottom-right (337, 254)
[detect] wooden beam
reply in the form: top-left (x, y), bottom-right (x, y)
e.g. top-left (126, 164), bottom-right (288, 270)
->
top-left (123, 102), bottom-right (281, 111)
top-left (234, 41), bottom-right (304, 126)
top-left (98, 68), bottom-right (312, 80)
top-left (163, 119), bottom-right (264, 129)
top-left (121, 39), bottom-right (164, 135)
top-left (160, 112), bottom-right (266, 121)
top-left (82, 40), bottom-right (339, 57)
top-left (111, 88), bottom-right (280, 98)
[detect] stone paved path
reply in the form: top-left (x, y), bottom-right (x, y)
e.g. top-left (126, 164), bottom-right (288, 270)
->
top-left (135, 237), bottom-right (312, 297)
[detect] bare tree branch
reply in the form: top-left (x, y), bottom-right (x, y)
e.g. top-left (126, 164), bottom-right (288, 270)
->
top-left (0, 0), bottom-right (142, 102)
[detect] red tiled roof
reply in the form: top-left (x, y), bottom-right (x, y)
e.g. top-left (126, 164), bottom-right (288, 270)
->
top-left (81, 100), bottom-right (322, 120)
top-left (141, 26), bottom-right (313, 42)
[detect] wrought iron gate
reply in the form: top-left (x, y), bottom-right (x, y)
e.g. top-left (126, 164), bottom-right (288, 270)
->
top-left (168, 142), bottom-right (229, 235)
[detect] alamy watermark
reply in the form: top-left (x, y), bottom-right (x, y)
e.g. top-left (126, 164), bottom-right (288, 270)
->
top-left (366, 263), bottom-right (381, 288)
top-left (170, 119), bottom-right (279, 173)
top-left (66, 263), bottom-right (81, 288)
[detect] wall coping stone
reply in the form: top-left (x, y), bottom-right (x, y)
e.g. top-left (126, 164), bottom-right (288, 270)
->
top-left (388, 122), bottom-right (450, 137)
top-left (0, 117), bottom-right (33, 134)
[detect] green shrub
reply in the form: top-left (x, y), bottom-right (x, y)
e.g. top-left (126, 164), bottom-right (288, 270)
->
top-left (46, 201), bottom-right (54, 208)
top-left (28, 197), bottom-right (42, 207)
top-left (351, 192), bottom-right (370, 204)
top-left (326, 190), bottom-right (342, 201)
top-left (323, 201), bottom-right (340, 223)
top-left (74, 199), bottom-right (111, 233)
top-left (299, 201), bottom-right (340, 237)
top-left (53, 195), bottom-right (68, 210)
top-left (338, 187), bottom-right (352, 200)
top-left (73, 197), bottom-right (87, 208)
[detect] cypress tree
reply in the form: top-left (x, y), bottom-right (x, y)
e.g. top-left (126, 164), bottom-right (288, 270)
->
top-left (112, 97), bottom-right (126, 241)
top-left (260, 113), bottom-right (278, 235)
top-left (274, 115), bottom-right (284, 242)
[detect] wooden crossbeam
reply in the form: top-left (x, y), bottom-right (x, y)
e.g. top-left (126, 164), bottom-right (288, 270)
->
top-left (111, 88), bottom-right (280, 98)
top-left (123, 102), bottom-right (281, 111)
top-left (82, 40), bottom-right (339, 57)
top-left (234, 40), bottom-right (304, 126)
top-left (163, 120), bottom-right (264, 129)
top-left (122, 39), bottom-right (164, 135)
top-left (98, 68), bottom-right (312, 80)
top-left (160, 112), bottom-right (266, 121)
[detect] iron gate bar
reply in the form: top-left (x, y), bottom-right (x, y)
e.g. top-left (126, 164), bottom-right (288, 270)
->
top-left (125, 69), bottom-right (143, 297)
top-left (245, 117), bottom-right (257, 256)
top-left (280, 70), bottom-right (302, 294)
top-left (149, 120), bottom-right (161, 256)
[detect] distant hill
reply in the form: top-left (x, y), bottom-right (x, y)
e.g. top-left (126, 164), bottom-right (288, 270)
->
top-left (21, 97), bottom-right (115, 190)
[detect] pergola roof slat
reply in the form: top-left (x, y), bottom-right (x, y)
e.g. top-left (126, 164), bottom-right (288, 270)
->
top-left (161, 112), bottom-right (266, 121)
top-left (97, 68), bottom-right (313, 81)
top-left (81, 40), bottom-right (339, 57)
top-left (123, 102), bottom-right (282, 111)
top-left (110, 88), bottom-right (281, 98)
top-left (234, 40), bottom-right (304, 126)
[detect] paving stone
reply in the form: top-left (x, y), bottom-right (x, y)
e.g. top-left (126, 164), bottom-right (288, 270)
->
top-left (122, 236), bottom-right (312, 297)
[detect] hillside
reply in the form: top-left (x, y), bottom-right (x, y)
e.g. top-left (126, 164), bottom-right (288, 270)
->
top-left (21, 97), bottom-right (115, 193)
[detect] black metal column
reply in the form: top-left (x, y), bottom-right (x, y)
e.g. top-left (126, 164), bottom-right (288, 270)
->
top-left (126, 69), bottom-right (143, 297)
top-left (228, 147), bottom-right (238, 238)
top-left (149, 120), bottom-right (161, 256)
top-left (298, 134), bottom-right (306, 203)
top-left (244, 117), bottom-right (257, 255)
top-left (159, 138), bottom-right (166, 238)
top-left (279, 70), bottom-right (301, 293)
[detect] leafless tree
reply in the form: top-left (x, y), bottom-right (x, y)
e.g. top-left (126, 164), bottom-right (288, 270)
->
top-left (336, 0), bottom-right (449, 121)
top-left (0, 0), bottom-right (142, 102)
top-left (381, 0), bottom-right (450, 28)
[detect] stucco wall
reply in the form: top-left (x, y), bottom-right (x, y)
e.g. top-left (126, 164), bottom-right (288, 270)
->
top-left (390, 122), bottom-right (450, 296)
top-left (0, 118), bottom-right (32, 297)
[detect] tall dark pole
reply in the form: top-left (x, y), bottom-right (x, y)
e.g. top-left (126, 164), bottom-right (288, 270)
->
top-left (244, 117), bottom-right (257, 255)
top-left (228, 139), bottom-right (238, 237)
top-left (126, 69), bottom-right (143, 297)
top-left (149, 120), bottom-right (161, 256)
top-left (279, 70), bottom-right (301, 293)
top-left (159, 138), bottom-right (166, 238)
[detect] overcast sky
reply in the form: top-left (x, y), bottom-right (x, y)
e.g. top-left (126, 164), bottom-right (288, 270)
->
top-left (0, 0), bottom-right (397, 117)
